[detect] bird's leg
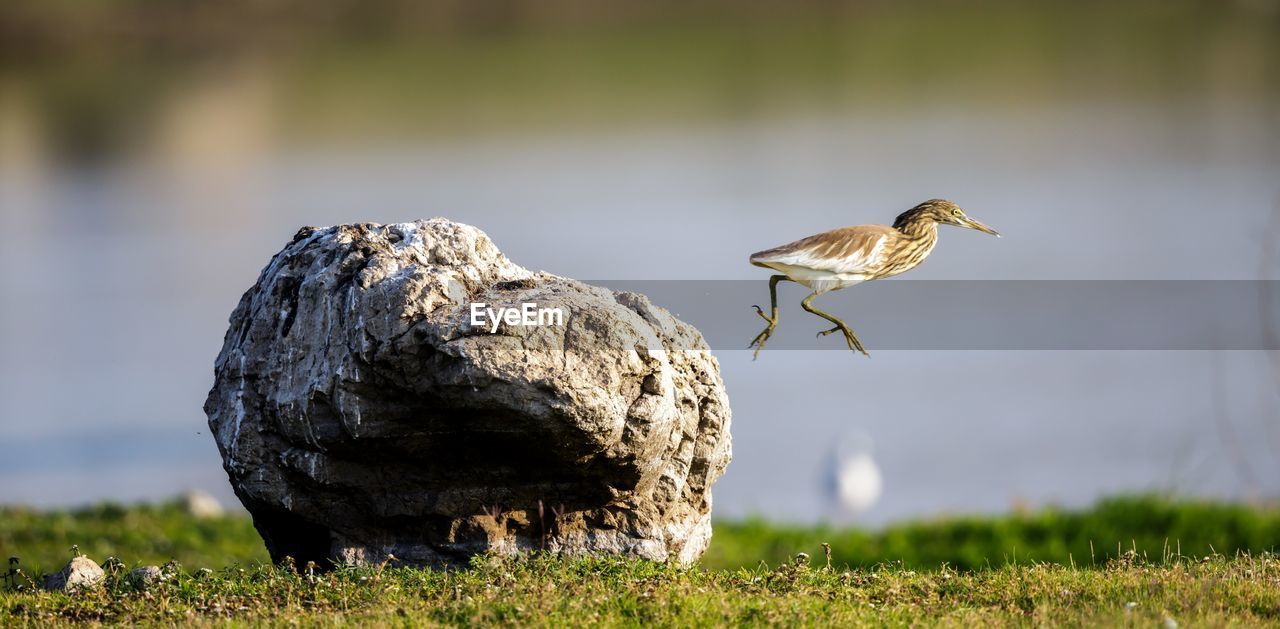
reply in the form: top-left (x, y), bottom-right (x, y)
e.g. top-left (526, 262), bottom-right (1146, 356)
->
top-left (749, 275), bottom-right (789, 359)
top-left (752, 274), bottom-right (786, 323)
top-left (801, 292), bottom-right (869, 357)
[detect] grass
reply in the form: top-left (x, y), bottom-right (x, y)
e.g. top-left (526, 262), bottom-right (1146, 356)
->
top-left (6, 551), bottom-right (1280, 625)
top-left (3, 496), bottom-right (1280, 625)
top-left (708, 495), bottom-right (1280, 571)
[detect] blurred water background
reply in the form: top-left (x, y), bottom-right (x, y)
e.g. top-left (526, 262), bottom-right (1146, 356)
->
top-left (2, 0), bottom-right (1279, 524)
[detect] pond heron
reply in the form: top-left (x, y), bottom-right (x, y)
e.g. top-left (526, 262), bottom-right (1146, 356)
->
top-left (748, 199), bottom-right (999, 358)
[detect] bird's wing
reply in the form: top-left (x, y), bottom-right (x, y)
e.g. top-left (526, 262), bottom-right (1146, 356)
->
top-left (750, 225), bottom-right (896, 275)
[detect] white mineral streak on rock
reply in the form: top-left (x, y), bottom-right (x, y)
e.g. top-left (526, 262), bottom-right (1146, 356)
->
top-left (228, 353), bottom-right (247, 467)
top-left (203, 219), bottom-right (732, 568)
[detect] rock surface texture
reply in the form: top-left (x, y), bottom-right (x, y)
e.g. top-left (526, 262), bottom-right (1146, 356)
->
top-left (204, 219), bottom-right (731, 568)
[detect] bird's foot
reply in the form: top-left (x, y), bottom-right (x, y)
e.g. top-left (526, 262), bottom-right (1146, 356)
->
top-left (752, 305), bottom-right (773, 323)
top-left (749, 305), bottom-right (779, 360)
top-left (817, 325), bottom-right (870, 357)
top-left (748, 321), bottom-right (777, 360)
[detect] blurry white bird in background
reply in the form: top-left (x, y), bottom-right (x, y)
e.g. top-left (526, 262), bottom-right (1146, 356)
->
top-left (822, 432), bottom-right (883, 521)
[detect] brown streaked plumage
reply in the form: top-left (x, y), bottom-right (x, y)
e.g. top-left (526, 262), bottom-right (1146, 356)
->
top-left (748, 199), bottom-right (999, 358)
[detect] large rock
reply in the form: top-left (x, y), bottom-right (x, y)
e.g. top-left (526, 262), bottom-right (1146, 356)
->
top-left (203, 219), bottom-right (732, 568)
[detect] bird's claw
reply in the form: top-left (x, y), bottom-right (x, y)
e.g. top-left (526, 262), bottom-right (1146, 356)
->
top-left (748, 330), bottom-right (772, 355)
top-left (748, 323), bottom-right (776, 360)
top-left (817, 325), bottom-right (869, 357)
top-left (749, 305), bottom-right (779, 360)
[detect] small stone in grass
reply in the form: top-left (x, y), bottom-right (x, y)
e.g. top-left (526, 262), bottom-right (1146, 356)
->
top-left (42, 556), bottom-right (104, 593)
top-left (128, 566), bottom-right (164, 590)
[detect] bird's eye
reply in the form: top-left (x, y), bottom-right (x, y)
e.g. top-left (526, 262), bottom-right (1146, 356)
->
top-left (951, 209), bottom-right (963, 216)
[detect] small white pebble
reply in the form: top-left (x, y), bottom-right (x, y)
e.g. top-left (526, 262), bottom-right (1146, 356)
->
top-left (1163, 616), bottom-right (1178, 628)
top-left (1125, 602), bottom-right (1138, 610)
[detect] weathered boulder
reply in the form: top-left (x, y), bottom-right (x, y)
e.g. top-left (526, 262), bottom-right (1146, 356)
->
top-left (203, 219), bottom-right (732, 568)
top-left (43, 556), bottom-right (104, 593)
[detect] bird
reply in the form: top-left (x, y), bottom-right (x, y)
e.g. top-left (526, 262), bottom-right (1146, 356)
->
top-left (748, 199), bottom-right (999, 357)
top-left (821, 433), bottom-right (883, 521)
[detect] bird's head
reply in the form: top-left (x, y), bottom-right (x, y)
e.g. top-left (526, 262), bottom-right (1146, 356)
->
top-left (895, 199), bottom-right (1000, 237)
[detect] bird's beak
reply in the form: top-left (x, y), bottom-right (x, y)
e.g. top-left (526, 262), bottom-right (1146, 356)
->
top-left (962, 216), bottom-right (1001, 237)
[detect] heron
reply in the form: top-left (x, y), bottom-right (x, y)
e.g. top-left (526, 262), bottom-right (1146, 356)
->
top-left (822, 433), bottom-right (883, 520)
top-left (748, 199), bottom-right (999, 358)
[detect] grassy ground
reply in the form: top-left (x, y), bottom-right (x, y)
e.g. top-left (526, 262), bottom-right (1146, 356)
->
top-left (5, 552), bottom-right (1279, 625)
top-left (3, 497), bottom-right (1279, 625)
top-left (708, 495), bottom-right (1280, 571)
